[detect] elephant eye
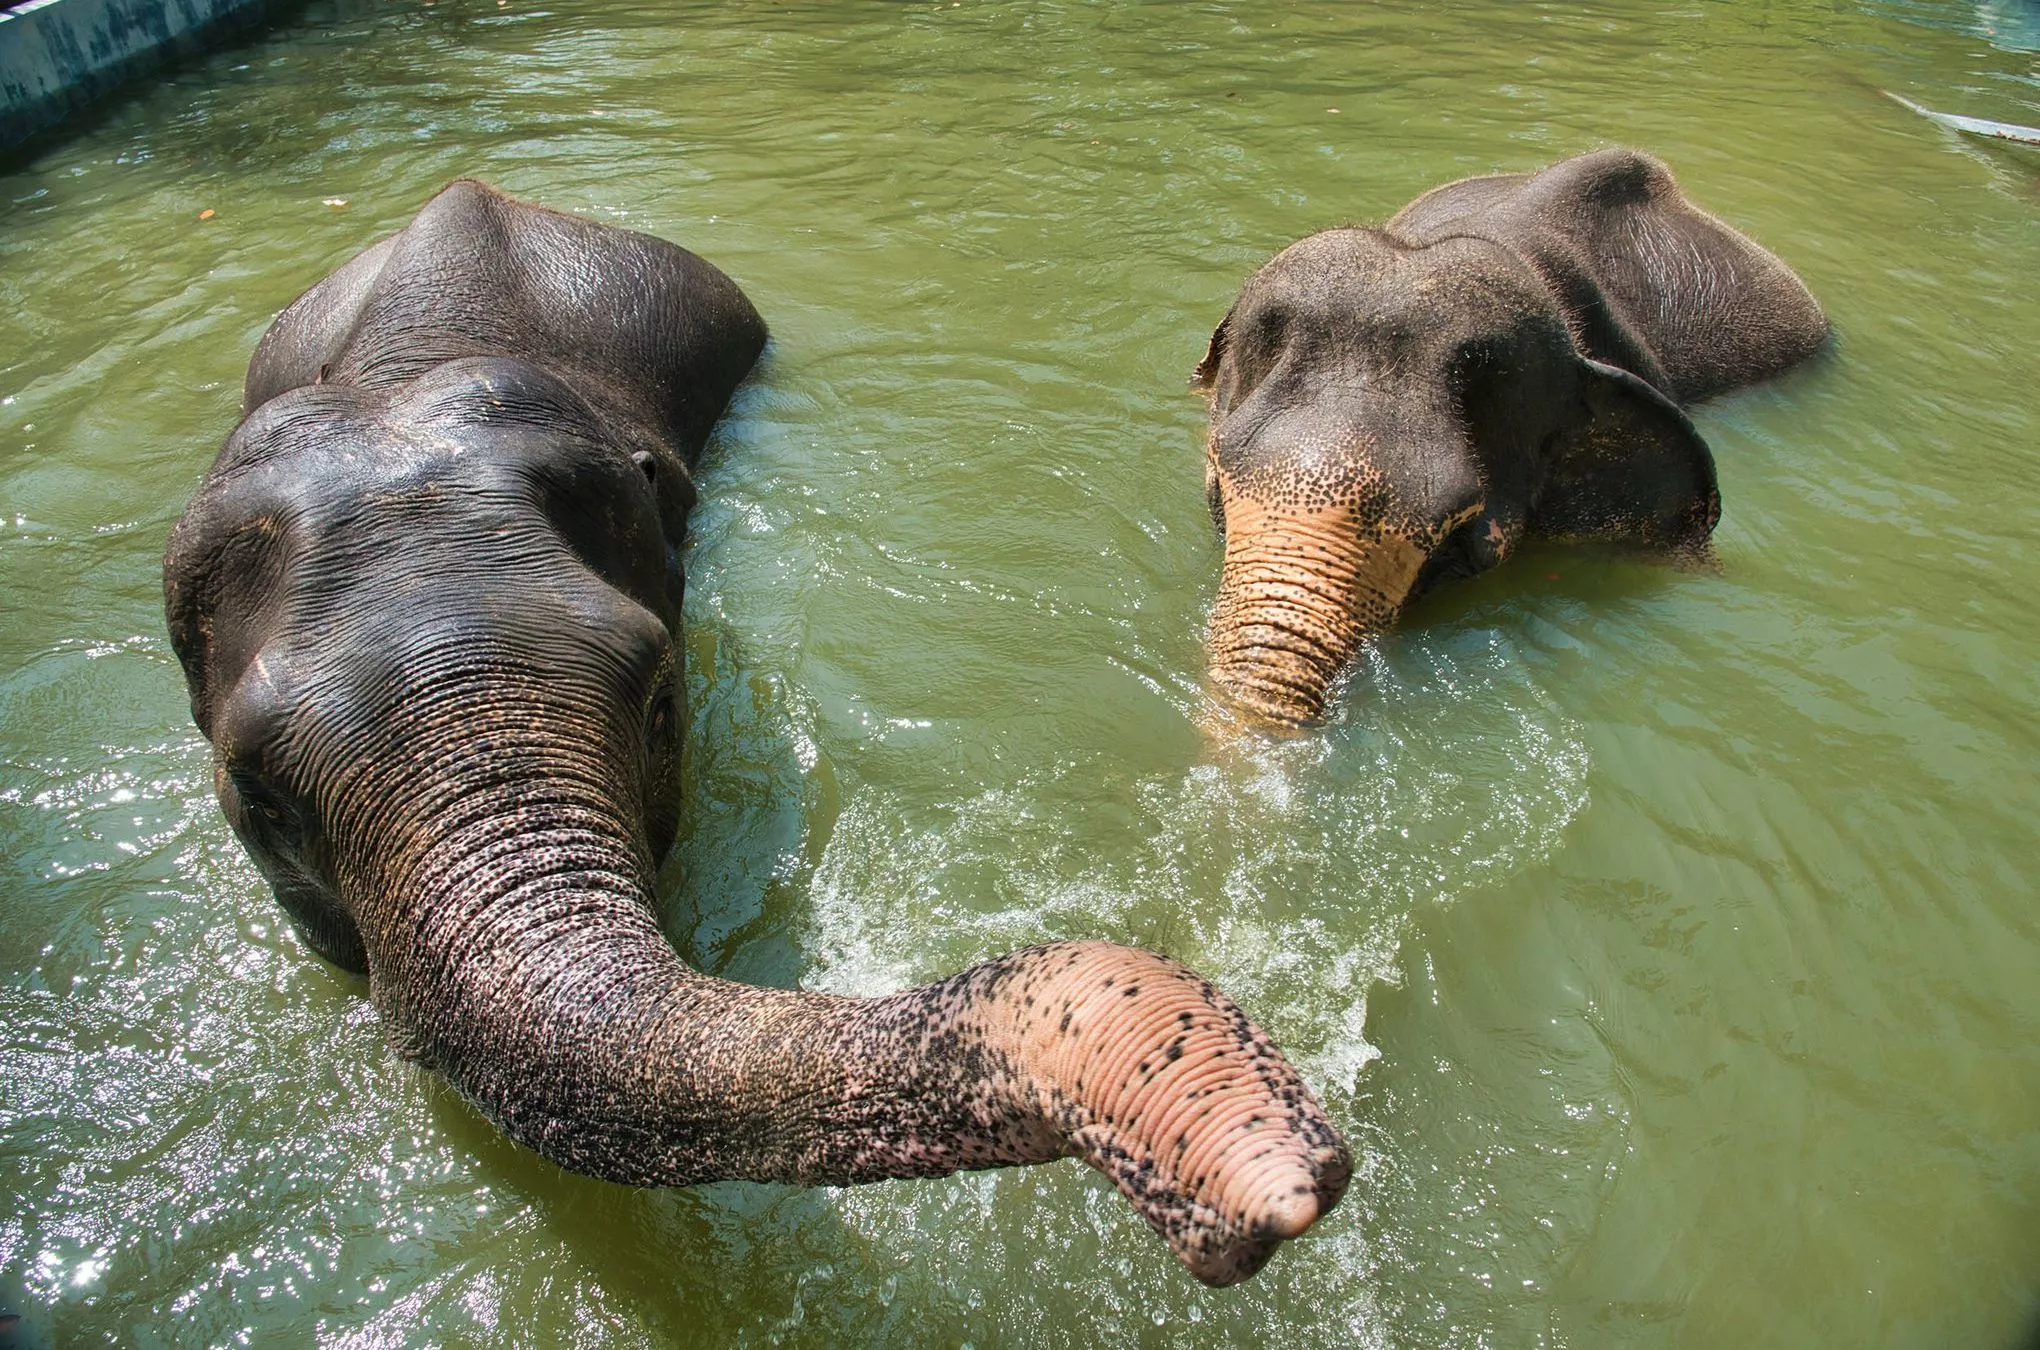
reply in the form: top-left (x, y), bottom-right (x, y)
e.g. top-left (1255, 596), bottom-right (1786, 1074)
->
top-left (227, 765), bottom-right (296, 832)
top-left (644, 675), bottom-right (678, 750)
top-left (1250, 305), bottom-right (1295, 359)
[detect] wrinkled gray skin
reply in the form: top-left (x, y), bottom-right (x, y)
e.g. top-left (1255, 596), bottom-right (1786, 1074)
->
top-left (1195, 149), bottom-right (1829, 726)
top-left (163, 181), bottom-right (1349, 1285)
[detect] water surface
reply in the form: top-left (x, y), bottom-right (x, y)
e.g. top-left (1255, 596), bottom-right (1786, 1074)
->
top-left (2, 1), bottom-right (2037, 1344)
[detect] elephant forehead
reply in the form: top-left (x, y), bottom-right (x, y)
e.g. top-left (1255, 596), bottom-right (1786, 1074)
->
top-left (217, 393), bottom-right (631, 539)
top-left (1211, 410), bottom-right (1480, 525)
top-left (223, 357), bottom-right (626, 490)
top-left (1211, 367), bottom-right (1477, 511)
top-left (386, 354), bottom-right (612, 437)
top-left (1214, 397), bottom-right (1373, 481)
top-left (1247, 229), bottom-right (1551, 341)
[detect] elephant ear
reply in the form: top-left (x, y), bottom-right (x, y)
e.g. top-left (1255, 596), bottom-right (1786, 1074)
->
top-left (1190, 306), bottom-right (1234, 391)
top-left (1534, 358), bottom-right (1720, 554)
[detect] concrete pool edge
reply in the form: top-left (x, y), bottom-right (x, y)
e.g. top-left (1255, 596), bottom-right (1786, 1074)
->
top-left (1, 0), bottom-right (298, 157)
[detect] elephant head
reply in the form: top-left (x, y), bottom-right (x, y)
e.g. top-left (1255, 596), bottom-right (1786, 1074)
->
top-left (1192, 230), bottom-right (1720, 727)
top-left (164, 180), bottom-right (1349, 1286)
top-left (1193, 150), bottom-right (1828, 729)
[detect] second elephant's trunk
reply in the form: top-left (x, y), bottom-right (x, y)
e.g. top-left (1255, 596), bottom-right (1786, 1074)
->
top-left (1206, 494), bottom-right (1429, 726)
top-left (358, 777), bottom-right (1348, 1286)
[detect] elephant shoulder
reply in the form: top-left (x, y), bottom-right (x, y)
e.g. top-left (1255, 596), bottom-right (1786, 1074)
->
top-left (503, 196), bottom-right (769, 460)
top-left (404, 180), bottom-right (769, 463)
top-left (1388, 151), bottom-right (1675, 247)
top-left (245, 233), bottom-right (399, 413)
top-left (1518, 148), bottom-right (1678, 216)
top-left (1387, 168), bottom-right (1533, 243)
top-left (1501, 150), bottom-right (1829, 402)
top-left (250, 180), bottom-right (768, 465)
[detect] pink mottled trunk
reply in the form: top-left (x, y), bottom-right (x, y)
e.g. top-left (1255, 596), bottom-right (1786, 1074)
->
top-left (1207, 495), bottom-right (1428, 726)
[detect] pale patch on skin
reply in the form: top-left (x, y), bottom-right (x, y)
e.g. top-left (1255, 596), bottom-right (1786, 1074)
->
top-left (1205, 469), bottom-right (1476, 727)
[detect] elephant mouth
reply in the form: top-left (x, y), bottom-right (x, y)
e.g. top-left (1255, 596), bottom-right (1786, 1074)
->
top-left (1205, 490), bottom-right (1432, 727)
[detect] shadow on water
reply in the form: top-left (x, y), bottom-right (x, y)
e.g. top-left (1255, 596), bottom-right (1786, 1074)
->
top-left (412, 1076), bottom-right (863, 1345)
top-left (0, 1276), bottom-right (51, 1350)
top-left (658, 371), bottom-right (847, 991)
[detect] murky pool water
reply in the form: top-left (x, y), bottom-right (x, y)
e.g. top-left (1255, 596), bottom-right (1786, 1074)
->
top-left (3, 0), bottom-right (2037, 1344)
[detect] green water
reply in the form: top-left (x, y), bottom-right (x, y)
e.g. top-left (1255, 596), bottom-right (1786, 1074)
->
top-left (3, 1), bottom-right (2037, 1344)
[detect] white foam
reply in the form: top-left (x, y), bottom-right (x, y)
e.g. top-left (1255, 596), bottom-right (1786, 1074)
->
top-left (788, 644), bottom-right (1590, 1327)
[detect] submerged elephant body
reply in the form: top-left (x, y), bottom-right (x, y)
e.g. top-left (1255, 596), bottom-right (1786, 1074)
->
top-left (165, 181), bottom-right (1347, 1284)
top-left (1196, 149), bottom-right (1829, 725)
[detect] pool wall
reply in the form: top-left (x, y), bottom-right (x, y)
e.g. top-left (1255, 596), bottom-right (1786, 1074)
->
top-left (0, 0), bottom-right (286, 153)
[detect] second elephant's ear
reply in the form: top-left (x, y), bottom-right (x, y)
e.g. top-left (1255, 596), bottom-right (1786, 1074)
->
top-left (1190, 307), bottom-right (1234, 391)
top-left (1535, 359), bottom-right (1720, 553)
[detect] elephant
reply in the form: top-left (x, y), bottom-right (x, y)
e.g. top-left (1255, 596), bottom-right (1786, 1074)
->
top-left (161, 180), bottom-right (1348, 1286)
top-left (1192, 148), bottom-right (1829, 726)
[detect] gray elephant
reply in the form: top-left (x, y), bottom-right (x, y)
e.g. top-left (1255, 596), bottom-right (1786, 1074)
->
top-left (163, 181), bottom-right (1348, 1285)
top-left (1193, 149), bottom-right (1829, 725)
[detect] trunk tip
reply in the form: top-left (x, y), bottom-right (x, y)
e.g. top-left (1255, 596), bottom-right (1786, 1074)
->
top-left (1019, 943), bottom-right (1351, 1285)
top-left (1176, 1130), bottom-right (1353, 1286)
top-left (1203, 668), bottom-right (1328, 733)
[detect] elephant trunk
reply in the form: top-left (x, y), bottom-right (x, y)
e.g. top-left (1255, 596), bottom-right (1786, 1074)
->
top-left (352, 756), bottom-right (1348, 1286)
top-left (1206, 493), bottom-right (1428, 726)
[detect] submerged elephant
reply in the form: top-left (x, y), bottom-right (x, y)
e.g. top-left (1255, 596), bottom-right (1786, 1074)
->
top-left (163, 181), bottom-right (1348, 1285)
top-left (1193, 148), bottom-right (1829, 725)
